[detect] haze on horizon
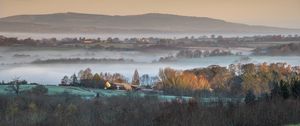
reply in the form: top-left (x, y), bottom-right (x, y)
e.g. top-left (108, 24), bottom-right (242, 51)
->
top-left (0, 0), bottom-right (300, 29)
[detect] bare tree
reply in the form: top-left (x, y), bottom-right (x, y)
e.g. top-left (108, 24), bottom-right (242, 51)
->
top-left (6, 77), bottom-right (21, 95)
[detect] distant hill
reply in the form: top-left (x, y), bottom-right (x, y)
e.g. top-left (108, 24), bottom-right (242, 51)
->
top-left (0, 12), bottom-right (299, 34)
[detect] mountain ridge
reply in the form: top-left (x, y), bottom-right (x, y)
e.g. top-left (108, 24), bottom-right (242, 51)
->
top-left (0, 12), bottom-right (299, 34)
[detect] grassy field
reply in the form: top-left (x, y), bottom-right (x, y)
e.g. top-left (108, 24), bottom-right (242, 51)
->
top-left (0, 85), bottom-right (194, 101)
top-left (0, 85), bottom-right (245, 102)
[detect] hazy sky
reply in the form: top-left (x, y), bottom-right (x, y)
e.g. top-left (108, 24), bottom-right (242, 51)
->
top-left (0, 0), bottom-right (300, 28)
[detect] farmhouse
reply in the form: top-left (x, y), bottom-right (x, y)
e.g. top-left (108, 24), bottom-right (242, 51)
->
top-left (108, 82), bottom-right (139, 91)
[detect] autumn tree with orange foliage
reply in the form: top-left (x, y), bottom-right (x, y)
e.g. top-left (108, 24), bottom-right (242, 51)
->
top-left (158, 63), bottom-right (300, 96)
top-left (158, 68), bottom-right (210, 91)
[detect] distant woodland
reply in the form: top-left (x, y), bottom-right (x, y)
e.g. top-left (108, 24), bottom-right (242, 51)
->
top-left (254, 43), bottom-right (300, 56)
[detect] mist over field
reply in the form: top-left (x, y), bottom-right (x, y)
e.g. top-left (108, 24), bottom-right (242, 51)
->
top-left (0, 45), bottom-right (299, 84)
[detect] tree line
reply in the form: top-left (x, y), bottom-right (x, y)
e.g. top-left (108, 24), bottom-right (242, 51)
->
top-left (59, 62), bottom-right (300, 98)
top-left (153, 49), bottom-right (238, 63)
top-left (253, 43), bottom-right (300, 56)
top-left (157, 62), bottom-right (300, 97)
top-left (32, 58), bottom-right (134, 64)
top-left (60, 68), bottom-right (159, 89)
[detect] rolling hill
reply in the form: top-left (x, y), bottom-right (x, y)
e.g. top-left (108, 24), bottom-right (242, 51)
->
top-left (0, 12), bottom-right (299, 34)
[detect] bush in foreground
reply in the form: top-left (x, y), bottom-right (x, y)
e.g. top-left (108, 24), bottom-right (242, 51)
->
top-left (0, 94), bottom-right (300, 126)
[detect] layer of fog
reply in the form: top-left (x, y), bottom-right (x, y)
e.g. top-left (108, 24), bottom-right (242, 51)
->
top-left (0, 47), bottom-right (177, 64)
top-left (1, 54), bottom-right (300, 84)
top-left (1, 43), bottom-right (300, 85)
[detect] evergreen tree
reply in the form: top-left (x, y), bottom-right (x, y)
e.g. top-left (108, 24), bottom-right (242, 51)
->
top-left (70, 74), bottom-right (79, 86)
top-left (291, 79), bottom-right (300, 98)
top-left (271, 81), bottom-right (281, 98)
top-left (280, 80), bottom-right (290, 99)
top-left (140, 74), bottom-right (150, 85)
top-left (132, 69), bottom-right (140, 85)
top-left (245, 90), bottom-right (256, 104)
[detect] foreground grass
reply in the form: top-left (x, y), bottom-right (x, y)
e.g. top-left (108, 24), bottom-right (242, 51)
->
top-left (0, 93), bottom-right (300, 126)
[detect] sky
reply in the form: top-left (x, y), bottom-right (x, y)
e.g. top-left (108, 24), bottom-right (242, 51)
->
top-left (0, 0), bottom-right (300, 28)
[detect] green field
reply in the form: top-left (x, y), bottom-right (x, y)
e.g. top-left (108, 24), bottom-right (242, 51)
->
top-left (0, 85), bottom-right (193, 101)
